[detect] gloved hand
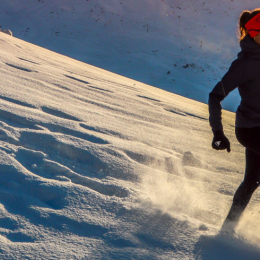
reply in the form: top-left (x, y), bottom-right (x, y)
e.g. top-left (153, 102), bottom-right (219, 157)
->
top-left (212, 130), bottom-right (231, 153)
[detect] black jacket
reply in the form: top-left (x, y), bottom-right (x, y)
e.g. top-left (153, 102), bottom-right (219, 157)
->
top-left (209, 35), bottom-right (260, 132)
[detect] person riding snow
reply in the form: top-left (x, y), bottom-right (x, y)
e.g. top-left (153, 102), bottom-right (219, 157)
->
top-left (209, 8), bottom-right (260, 229)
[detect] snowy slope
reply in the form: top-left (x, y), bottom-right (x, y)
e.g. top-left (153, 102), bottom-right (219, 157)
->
top-left (1, 0), bottom-right (259, 112)
top-left (0, 30), bottom-right (260, 259)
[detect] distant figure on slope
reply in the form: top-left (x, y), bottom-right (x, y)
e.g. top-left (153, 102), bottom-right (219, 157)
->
top-left (208, 8), bottom-right (260, 231)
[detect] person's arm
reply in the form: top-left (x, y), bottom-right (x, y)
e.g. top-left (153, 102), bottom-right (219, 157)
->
top-left (208, 57), bottom-right (247, 152)
top-left (209, 58), bottom-right (247, 131)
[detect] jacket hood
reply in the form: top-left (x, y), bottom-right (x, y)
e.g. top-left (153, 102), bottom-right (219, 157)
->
top-left (240, 34), bottom-right (260, 54)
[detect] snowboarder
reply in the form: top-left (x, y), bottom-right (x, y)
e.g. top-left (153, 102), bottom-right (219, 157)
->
top-left (208, 8), bottom-right (260, 230)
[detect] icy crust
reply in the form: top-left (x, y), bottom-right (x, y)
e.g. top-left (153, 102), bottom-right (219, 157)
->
top-left (0, 33), bottom-right (259, 259)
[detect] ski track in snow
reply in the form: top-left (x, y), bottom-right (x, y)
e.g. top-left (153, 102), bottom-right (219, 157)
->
top-left (0, 33), bottom-right (260, 259)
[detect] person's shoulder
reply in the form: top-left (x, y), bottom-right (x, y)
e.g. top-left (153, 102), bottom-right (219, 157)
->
top-left (236, 50), bottom-right (250, 60)
top-left (230, 54), bottom-right (246, 68)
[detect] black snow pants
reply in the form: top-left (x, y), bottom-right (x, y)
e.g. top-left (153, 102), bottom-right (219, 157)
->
top-left (226, 127), bottom-right (260, 221)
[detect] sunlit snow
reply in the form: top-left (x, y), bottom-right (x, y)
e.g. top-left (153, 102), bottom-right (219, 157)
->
top-left (1, 0), bottom-right (259, 111)
top-left (0, 29), bottom-right (260, 259)
top-left (1, 0), bottom-right (260, 259)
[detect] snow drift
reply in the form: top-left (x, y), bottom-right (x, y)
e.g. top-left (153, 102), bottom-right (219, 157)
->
top-left (0, 28), bottom-right (260, 259)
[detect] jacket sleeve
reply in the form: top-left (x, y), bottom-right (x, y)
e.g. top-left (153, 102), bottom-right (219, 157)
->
top-left (208, 57), bottom-right (247, 132)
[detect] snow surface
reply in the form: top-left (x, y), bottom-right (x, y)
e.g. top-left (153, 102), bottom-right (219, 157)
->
top-left (1, 0), bottom-right (259, 112)
top-left (0, 29), bottom-right (260, 259)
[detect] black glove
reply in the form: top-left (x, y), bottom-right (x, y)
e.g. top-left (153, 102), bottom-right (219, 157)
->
top-left (212, 130), bottom-right (231, 153)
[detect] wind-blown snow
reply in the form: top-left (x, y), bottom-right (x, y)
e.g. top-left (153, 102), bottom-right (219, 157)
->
top-left (1, 0), bottom-right (259, 112)
top-left (0, 30), bottom-right (260, 259)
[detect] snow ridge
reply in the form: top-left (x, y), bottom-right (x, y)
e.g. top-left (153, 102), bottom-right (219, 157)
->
top-left (1, 0), bottom-right (259, 112)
